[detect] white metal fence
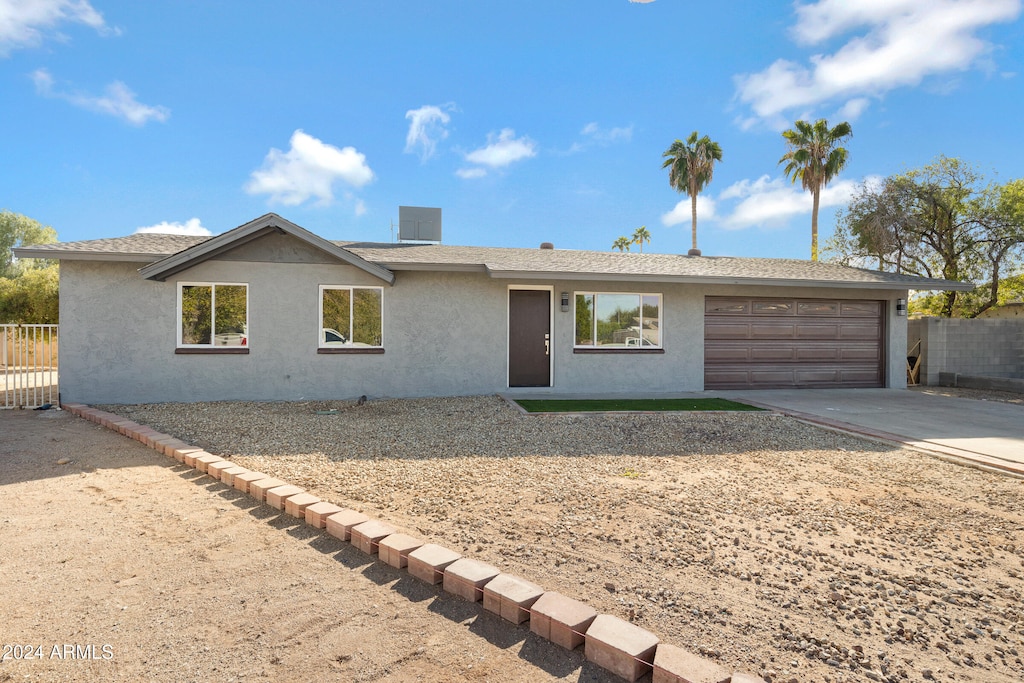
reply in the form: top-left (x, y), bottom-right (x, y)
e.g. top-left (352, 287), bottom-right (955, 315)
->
top-left (2, 324), bottom-right (59, 409)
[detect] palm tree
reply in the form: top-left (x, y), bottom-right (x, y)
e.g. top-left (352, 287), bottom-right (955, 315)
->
top-left (661, 131), bottom-right (722, 256)
top-left (779, 118), bottom-right (853, 261)
top-left (612, 236), bottom-right (632, 252)
top-left (632, 225), bottom-right (651, 253)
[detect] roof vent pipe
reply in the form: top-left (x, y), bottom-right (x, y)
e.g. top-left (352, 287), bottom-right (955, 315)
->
top-left (540, 242), bottom-right (554, 249)
top-left (688, 248), bottom-right (702, 256)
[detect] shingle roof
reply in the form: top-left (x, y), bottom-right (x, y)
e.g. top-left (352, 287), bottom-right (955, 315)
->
top-left (16, 232), bottom-right (973, 291)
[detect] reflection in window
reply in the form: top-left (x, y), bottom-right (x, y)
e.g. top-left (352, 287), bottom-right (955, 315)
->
top-left (753, 301), bottom-right (792, 313)
top-left (321, 286), bottom-right (383, 347)
top-left (179, 283), bottom-right (248, 347)
top-left (797, 302), bottom-right (838, 315)
top-left (575, 293), bottom-right (661, 348)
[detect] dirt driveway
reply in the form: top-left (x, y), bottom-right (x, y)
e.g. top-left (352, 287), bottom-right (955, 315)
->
top-left (0, 410), bottom-right (616, 683)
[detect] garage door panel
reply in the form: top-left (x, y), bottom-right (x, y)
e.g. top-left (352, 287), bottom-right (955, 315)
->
top-left (840, 347), bottom-right (881, 361)
top-left (749, 323), bottom-right (796, 338)
top-left (705, 322), bottom-right (752, 339)
top-left (795, 346), bottom-right (841, 361)
top-left (796, 323), bottom-right (840, 339)
top-left (705, 296), bottom-right (884, 389)
top-left (750, 347), bottom-right (797, 361)
top-left (705, 347), bottom-right (752, 362)
top-left (840, 322), bottom-right (881, 339)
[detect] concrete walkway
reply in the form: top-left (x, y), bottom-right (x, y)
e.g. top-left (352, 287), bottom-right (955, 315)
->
top-left (723, 388), bottom-right (1024, 475)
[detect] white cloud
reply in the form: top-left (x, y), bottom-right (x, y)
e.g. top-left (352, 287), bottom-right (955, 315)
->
top-left (580, 121), bottom-right (633, 144)
top-left (455, 167), bottom-right (487, 179)
top-left (245, 129), bottom-right (374, 206)
top-left (31, 68), bottom-right (170, 125)
top-left (134, 218), bottom-right (212, 236)
top-left (660, 196), bottom-right (717, 227)
top-left (404, 103), bottom-right (454, 161)
top-left (735, 0), bottom-right (1021, 123)
top-left (0, 0), bottom-right (116, 55)
top-left (713, 174), bottom-right (865, 230)
top-left (836, 96), bottom-right (870, 120)
top-left (464, 128), bottom-right (536, 168)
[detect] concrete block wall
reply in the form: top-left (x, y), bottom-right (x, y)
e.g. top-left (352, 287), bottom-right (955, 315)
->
top-left (908, 317), bottom-right (1024, 385)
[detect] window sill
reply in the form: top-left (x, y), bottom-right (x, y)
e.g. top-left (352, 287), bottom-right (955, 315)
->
top-left (317, 347), bottom-right (385, 355)
top-left (573, 348), bottom-right (664, 354)
top-left (175, 347), bottom-right (250, 355)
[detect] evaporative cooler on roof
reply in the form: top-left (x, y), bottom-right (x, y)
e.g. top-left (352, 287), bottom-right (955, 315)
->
top-left (398, 206), bottom-right (442, 242)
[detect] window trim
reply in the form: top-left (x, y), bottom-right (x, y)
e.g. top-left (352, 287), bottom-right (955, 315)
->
top-left (318, 284), bottom-right (385, 350)
top-left (573, 291), bottom-right (663, 351)
top-left (176, 281), bottom-right (249, 350)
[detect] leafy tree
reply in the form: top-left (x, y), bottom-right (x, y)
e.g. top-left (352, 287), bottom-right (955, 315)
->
top-left (779, 119), bottom-right (852, 261)
top-left (0, 211), bottom-right (59, 323)
top-left (826, 157), bottom-right (1024, 317)
top-left (661, 131), bottom-right (722, 255)
top-left (631, 225), bottom-right (651, 253)
top-left (1, 210), bottom-right (57, 278)
top-left (612, 236), bottom-right (632, 252)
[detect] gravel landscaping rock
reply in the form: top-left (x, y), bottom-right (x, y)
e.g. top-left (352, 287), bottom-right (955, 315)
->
top-left (105, 394), bottom-right (1024, 683)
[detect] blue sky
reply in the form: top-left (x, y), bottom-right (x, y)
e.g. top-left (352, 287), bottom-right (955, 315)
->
top-left (2, 0), bottom-right (1022, 259)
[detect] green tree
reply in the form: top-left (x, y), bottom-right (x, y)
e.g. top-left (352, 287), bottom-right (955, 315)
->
top-left (779, 119), bottom-right (852, 261)
top-left (0, 211), bottom-right (59, 323)
top-left (612, 236), bottom-right (632, 252)
top-left (661, 131), bottom-right (722, 255)
top-left (631, 225), bottom-right (651, 253)
top-left (827, 157), bottom-right (1024, 317)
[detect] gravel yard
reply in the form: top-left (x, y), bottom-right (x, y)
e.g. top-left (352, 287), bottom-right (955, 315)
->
top-left (105, 395), bottom-right (1024, 683)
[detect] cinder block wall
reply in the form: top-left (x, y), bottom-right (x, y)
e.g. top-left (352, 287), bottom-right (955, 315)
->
top-left (908, 317), bottom-right (1024, 385)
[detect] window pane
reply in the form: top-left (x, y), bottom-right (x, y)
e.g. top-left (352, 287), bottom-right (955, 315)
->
top-left (575, 294), bottom-right (594, 345)
top-left (181, 285), bottom-right (212, 345)
top-left (213, 285), bottom-right (247, 346)
top-left (322, 289), bottom-right (351, 344)
top-left (352, 288), bottom-right (382, 346)
top-left (641, 295), bottom-right (660, 346)
top-left (596, 293), bottom-right (640, 346)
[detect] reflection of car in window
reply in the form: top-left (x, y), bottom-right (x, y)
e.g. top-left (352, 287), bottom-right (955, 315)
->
top-left (323, 328), bottom-right (347, 344)
top-left (625, 336), bottom-right (656, 347)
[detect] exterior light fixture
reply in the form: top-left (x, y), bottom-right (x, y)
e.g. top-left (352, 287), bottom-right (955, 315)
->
top-left (560, 292), bottom-right (570, 312)
top-left (896, 298), bottom-right (907, 316)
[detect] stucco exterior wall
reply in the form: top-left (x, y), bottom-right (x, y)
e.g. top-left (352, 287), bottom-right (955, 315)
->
top-left (58, 252), bottom-right (909, 404)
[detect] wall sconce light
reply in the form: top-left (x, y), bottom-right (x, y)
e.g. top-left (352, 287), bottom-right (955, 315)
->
top-left (896, 298), bottom-right (907, 316)
top-left (560, 292), bottom-right (570, 312)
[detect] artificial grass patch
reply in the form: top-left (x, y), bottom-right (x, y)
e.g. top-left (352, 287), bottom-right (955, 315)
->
top-left (513, 398), bottom-right (763, 413)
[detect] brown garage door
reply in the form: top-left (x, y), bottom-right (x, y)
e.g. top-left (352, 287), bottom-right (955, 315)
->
top-left (704, 297), bottom-right (884, 389)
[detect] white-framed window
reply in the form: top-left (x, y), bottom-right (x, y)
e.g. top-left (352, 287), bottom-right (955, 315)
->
top-left (574, 292), bottom-right (661, 348)
top-left (319, 285), bottom-right (384, 348)
top-left (177, 282), bottom-right (248, 348)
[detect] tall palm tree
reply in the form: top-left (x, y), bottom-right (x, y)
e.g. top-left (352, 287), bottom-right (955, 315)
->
top-left (632, 225), bottom-right (651, 253)
top-left (662, 131), bottom-right (722, 256)
top-left (612, 236), bottom-right (632, 252)
top-left (779, 118), bottom-right (853, 261)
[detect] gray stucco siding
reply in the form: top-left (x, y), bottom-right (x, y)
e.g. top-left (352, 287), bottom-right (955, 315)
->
top-left (58, 255), bottom-right (909, 404)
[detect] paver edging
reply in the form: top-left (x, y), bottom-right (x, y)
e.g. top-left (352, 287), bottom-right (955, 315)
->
top-left (73, 402), bottom-right (768, 683)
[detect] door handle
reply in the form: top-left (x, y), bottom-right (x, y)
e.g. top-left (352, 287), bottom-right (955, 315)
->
top-left (544, 339), bottom-right (550, 356)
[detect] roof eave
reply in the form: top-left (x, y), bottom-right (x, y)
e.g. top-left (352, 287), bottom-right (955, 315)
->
top-left (482, 268), bottom-right (973, 291)
top-left (12, 247), bottom-right (160, 263)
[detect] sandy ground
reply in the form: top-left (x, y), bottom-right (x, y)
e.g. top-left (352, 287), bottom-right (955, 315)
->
top-left (0, 409), bottom-right (619, 683)
top-left (104, 395), bottom-right (1024, 683)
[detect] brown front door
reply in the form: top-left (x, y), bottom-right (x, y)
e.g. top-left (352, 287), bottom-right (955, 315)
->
top-left (508, 289), bottom-right (551, 387)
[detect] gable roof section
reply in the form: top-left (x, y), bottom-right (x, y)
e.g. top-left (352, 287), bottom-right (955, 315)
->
top-left (137, 214), bottom-right (395, 284)
top-left (16, 218), bottom-right (972, 291)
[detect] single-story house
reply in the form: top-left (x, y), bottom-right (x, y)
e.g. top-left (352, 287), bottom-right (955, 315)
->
top-left (16, 213), bottom-right (972, 405)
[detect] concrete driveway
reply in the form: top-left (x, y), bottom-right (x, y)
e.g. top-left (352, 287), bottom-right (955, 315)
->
top-left (722, 388), bottom-right (1024, 475)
